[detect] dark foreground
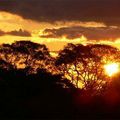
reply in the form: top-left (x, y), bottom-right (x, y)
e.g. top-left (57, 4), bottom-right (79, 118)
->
top-left (0, 68), bottom-right (120, 119)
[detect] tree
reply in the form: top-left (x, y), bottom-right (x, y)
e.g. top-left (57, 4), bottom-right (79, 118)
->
top-left (55, 43), bottom-right (113, 94)
top-left (0, 44), bottom-right (18, 68)
top-left (90, 44), bottom-right (120, 63)
top-left (12, 41), bottom-right (50, 67)
top-left (0, 41), bottom-right (53, 74)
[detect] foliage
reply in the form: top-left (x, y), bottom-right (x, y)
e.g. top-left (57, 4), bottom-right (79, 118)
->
top-left (0, 41), bottom-right (53, 73)
top-left (0, 41), bottom-right (120, 118)
top-left (55, 43), bottom-right (120, 94)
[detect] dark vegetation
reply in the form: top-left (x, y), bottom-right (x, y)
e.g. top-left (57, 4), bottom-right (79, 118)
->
top-left (0, 41), bottom-right (120, 119)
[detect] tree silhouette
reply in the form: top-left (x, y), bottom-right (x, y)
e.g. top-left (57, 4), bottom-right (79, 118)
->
top-left (0, 41), bottom-right (53, 74)
top-left (12, 41), bottom-right (51, 68)
top-left (90, 44), bottom-right (120, 63)
top-left (0, 41), bottom-right (120, 118)
top-left (0, 44), bottom-right (17, 68)
top-left (56, 43), bottom-right (112, 94)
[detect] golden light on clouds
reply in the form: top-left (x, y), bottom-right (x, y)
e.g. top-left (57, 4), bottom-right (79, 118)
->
top-left (0, 11), bottom-right (120, 52)
top-left (0, 11), bottom-right (107, 33)
top-left (0, 11), bottom-right (43, 32)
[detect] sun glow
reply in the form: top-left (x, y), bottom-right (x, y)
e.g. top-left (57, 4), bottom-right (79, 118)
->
top-left (104, 63), bottom-right (119, 77)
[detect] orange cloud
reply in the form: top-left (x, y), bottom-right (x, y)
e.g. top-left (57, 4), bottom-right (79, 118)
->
top-left (0, 29), bottom-right (31, 37)
top-left (0, 11), bottom-right (42, 32)
top-left (41, 26), bottom-right (120, 41)
top-left (0, 11), bottom-right (120, 52)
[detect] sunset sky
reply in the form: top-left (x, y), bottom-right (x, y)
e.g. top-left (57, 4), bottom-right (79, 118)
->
top-left (0, 0), bottom-right (120, 51)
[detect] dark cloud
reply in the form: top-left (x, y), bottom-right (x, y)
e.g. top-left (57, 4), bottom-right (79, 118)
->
top-left (0, 0), bottom-right (120, 26)
top-left (0, 30), bottom-right (5, 36)
top-left (0, 29), bottom-right (31, 37)
top-left (7, 29), bottom-right (31, 37)
top-left (41, 26), bottom-right (120, 40)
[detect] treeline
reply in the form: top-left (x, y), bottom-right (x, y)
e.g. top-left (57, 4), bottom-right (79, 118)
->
top-left (0, 40), bottom-right (120, 118)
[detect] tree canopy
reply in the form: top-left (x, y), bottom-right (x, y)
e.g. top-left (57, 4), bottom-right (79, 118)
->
top-left (55, 43), bottom-right (120, 94)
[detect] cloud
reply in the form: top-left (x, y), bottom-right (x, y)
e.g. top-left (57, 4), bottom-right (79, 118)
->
top-left (7, 29), bottom-right (31, 37)
top-left (0, 30), bottom-right (5, 36)
top-left (41, 26), bottom-right (120, 41)
top-left (0, 29), bottom-right (31, 37)
top-left (0, 11), bottom-right (43, 33)
top-left (0, 0), bottom-right (120, 26)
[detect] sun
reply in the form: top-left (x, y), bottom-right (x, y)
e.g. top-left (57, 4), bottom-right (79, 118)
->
top-left (104, 63), bottom-right (119, 77)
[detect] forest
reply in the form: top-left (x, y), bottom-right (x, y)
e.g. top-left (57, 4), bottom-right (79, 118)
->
top-left (0, 40), bottom-right (120, 119)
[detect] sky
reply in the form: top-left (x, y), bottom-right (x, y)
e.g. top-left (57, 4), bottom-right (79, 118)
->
top-left (0, 0), bottom-right (120, 51)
